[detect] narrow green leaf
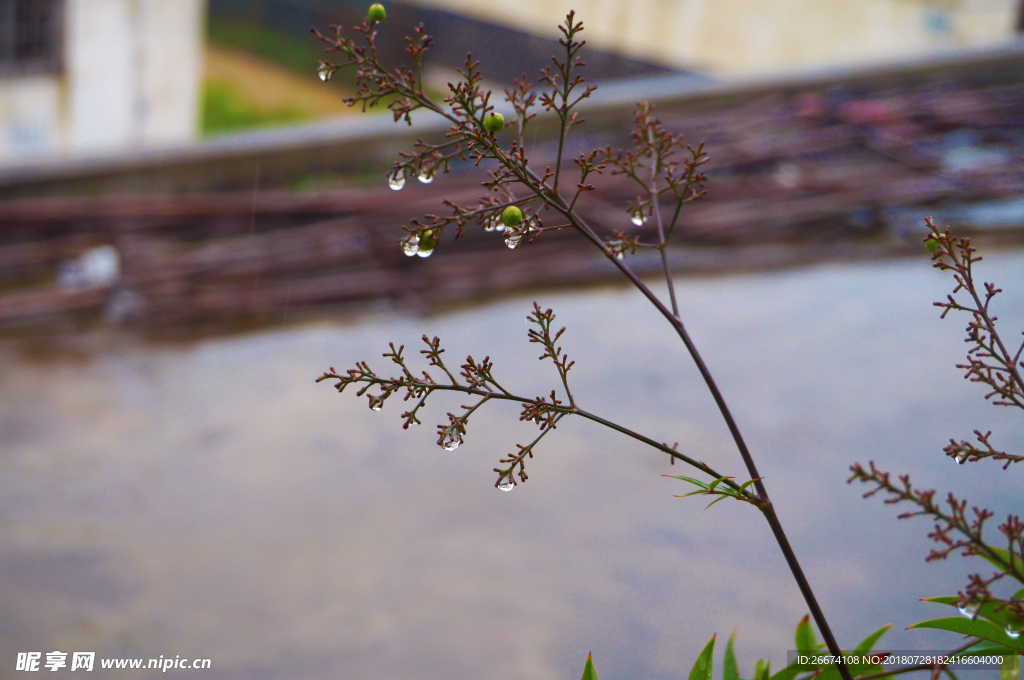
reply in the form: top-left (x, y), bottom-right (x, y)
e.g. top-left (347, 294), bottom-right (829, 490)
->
top-left (921, 596), bottom-right (959, 605)
top-left (706, 495), bottom-right (730, 510)
top-left (1014, 588), bottom-right (1024, 601)
top-left (921, 595), bottom-right (1019, 627)
top-left (907, 617), bottom-right (1024, 652)
top-left (753, 659), bottom-right (769, 680)
top-left (795, 615), bottom-right (820, 656)
top-left (1000, 653), bottom-right (1021, 680)
top-left (855, 624), bottom-right (893, 654)
top-left (976, 547), bottom-right (1024, 585)
top-left (580, 652), bottom-right (599, 680)
top-left (724, 630), bottom-right (739, 680)
top-left (962, 642), bottom-right (1019, 658)
top-left (688, 635), bottom-right (716, 680)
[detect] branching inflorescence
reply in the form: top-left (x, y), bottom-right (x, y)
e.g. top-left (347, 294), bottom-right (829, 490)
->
top-left (849, 219), bottom-right (1024, 639)
top-left (302, 8), bottom-right (1024, 679)
top-left (316, 303), bottom-right (756, 497)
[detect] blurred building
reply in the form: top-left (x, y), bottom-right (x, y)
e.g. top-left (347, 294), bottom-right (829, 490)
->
top-left (403, 0), bottom-right (1022, 74)
top-left (0, 0), bottom-right (206, 166)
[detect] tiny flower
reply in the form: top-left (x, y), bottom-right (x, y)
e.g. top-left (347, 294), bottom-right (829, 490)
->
top-left (483, 112), bottom-right (505, 133)
top-left (368, 3), bottom-right (386, 21)
top-left (502, 205), bottom-right (523, 228)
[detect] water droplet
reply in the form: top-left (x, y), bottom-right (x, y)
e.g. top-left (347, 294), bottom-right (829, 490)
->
top-left (417, 168), bottom-right (434, 184)
top-left (402, 235), bottom-right (420, 256)
top-left (1006, 624), bottom-right (1022, 639)
top-left (505, 233), bottom-right (521, 249)
top-left (370, 401), bottom-right (382, 412)
top-left (498, 479), bottom-right (515, 492)
top-left (615, 251), bottom-right (624, 259)
top-left (318, 63), bottom-right (331, 82)
top-left (957, 603), bottom-right (978, 618)
top-left (441, 433), bottom-right (462, 451)
top-left (957, 454), bottom-right (967, 465)
top-left (416, 245), bottom-right (433, 258)
top-left (388, 172), bottom-right (406, 190)
top-left (631, 210), bottom-right (647, 226)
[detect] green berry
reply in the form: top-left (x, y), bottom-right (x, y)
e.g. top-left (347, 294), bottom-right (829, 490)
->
top-left (418, 230), bottom-right (435, 252)
top-left (368, 3), bottom-right (386, 21)
top-left (925, 237), bottom-right (939, 254)
top-left (502, 206), bottom-right (523, 228)
top-left (483, 112), bottom-right (504, 133)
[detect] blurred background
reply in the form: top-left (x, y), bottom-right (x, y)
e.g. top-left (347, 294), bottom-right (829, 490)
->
top-left (1, 1), bottom-right (1023, 679)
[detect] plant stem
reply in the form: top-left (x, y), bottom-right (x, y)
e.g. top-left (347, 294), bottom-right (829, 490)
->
top-left (522, 169), bottom-right (854, 680)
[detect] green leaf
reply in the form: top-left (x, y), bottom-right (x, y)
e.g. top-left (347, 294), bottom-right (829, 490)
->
top-left (907, 617), bottom-right (1024, 653)
top-left (922, 595), bottom-right (1019, 627)
top-left (976, 547), bottom-right (1024, 585)
top-left (1014, 588), bottom-right (1024, 601)
top-left (724, 630), bottom-right (739, 680)
top-left (961, 642), bottom-right (1020, 658)
top-left (580, 652), bottom-right (599, 680)
top-left (1000, 653), bottom-right (1021, 680)
top-left (706, 495), bottom-right (730, 510)
top-left (855, 624), bottom-right (893, 654)
top-left (754, 659), bottom-right (770, 680)
top-left (795, 615), bottom-right (820, 655)
top-left (689, 635), bottom-right (716, 680)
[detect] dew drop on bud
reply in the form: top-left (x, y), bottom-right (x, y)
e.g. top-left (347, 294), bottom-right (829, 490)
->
top-left (388, 172), bottom-right (406, 190)
top-left (416, 246), bottom-right (434, 258)
top-left (418, 168), bottom-right (434, 184)
top-left (957, 454), bottom-right (966, 465)
top-left (957, 604), bottom-right (977, 618)
top-left (615, 251), bottom-right (624, 260)
top-left (497, 479), bottom-right (515, 492)
top-left (441, 433), bottom-right (462, 451)
top-left (505, 234), bottom-right (521, 249)
top-left (370, 401), bottom-right (382, 412)
top-left (318, 63), bottom-right (331, 82)
top-left (631, 210), bottom-right (647, 226)
top-left (402, 234), bottom-right (420, 256)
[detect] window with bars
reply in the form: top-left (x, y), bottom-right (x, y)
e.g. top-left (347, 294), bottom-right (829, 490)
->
top-left (0, 0), bottom-right (63, 78)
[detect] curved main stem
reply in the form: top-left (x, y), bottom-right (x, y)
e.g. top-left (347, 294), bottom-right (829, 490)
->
top-left (527, 169), bottom-right (854, 680)
top-left (394, 83), bottom-right (852, 678)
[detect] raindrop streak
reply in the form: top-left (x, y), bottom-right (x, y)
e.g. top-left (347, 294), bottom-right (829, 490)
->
top-left (1007, 625), bottom-right (1022, 640)
top-left (505, 234), bottom-right (522, 249)
top-left (318, 64), bottom-right (331, 82)
top-left (388, 173), bottom-right (406, 190)
top-left (402, 235), bottom-right (420, 256)
top-left (498, 480), bottom-right (515, 492)
top-left (631, 210), bottom-right (647, 226)
top-left (417, 169), bottom-right (434, 184)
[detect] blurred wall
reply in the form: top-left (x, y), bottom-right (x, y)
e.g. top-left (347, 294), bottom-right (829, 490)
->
top-left (401, 0), bottom-right (1020, 74)
top-left (0, 0), bottom-right (206, 166)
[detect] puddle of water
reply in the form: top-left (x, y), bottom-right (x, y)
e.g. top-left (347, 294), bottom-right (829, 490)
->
top-left (0, 252), bottom-right (1020, 679)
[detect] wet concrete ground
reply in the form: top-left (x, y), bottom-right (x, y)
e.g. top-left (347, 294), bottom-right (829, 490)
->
top-left (0, 251), bottom-right (1021, 680)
